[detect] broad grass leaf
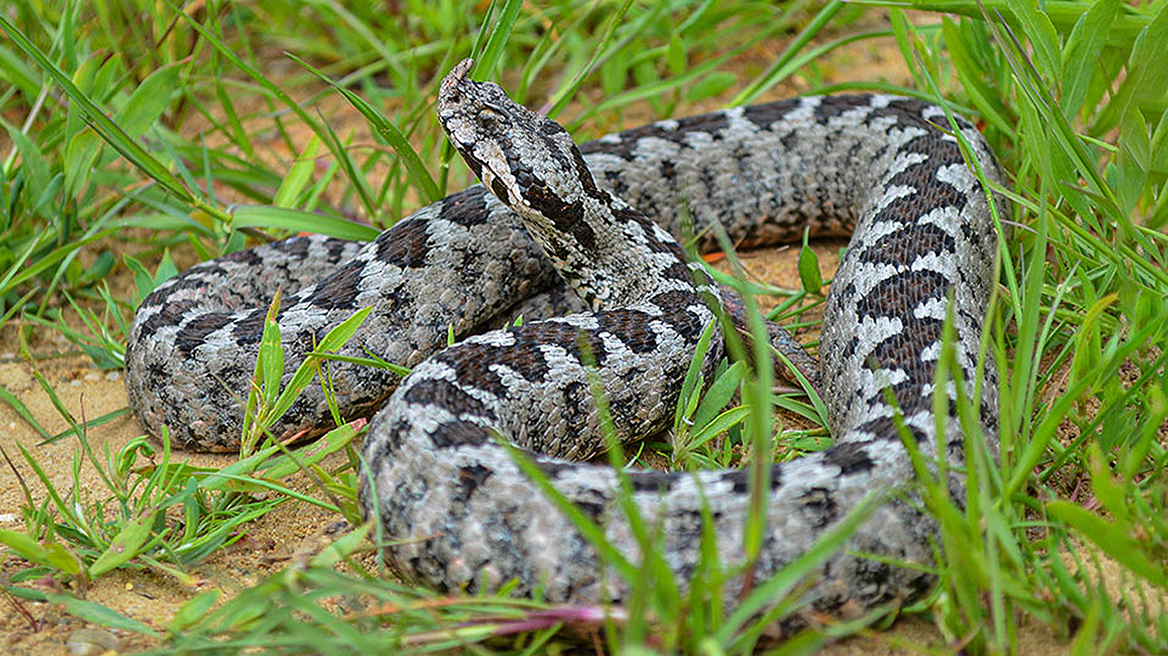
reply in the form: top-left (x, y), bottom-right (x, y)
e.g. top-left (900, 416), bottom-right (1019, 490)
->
top-left (230, 205), bottom-right (379, 241)
top-left (687, 71), bottom-right (736, 102)
top-left (1094, 2), bottom-right (1168, 132)
top-left (89, 513), bottom-right (155, 577)
top-left (4, 124), bottom-right (51, 207)
top-left (1046, 501), bottom-right (1167, 587)
top-left (1003, 0), bottom-right (1061, 78)
top-left (46, 594), bottom-right (161, 637)
top-left (690, 360), bottom-right (745, 433)
top-left (116, 61), bottom-right (183, 143)
top-left (798, 241), bottom-right (822, 295)
top-left (274, 135), bottom-right (323, 209)
top-left (0, 43), bottom-right (38, 98)
top-left (1060, 0), bottom-right (1119, 120)
top-left (170, 590), bottom-right (222, 633)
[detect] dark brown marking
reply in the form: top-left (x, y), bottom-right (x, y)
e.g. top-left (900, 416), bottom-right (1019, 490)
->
top-left (174, 313), bottom-right (233, 356)
top-left (307, 259), bottom-right (365, 310)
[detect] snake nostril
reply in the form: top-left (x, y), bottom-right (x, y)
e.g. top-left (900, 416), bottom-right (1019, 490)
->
top-left (514, 167), bottom-right (533, 190)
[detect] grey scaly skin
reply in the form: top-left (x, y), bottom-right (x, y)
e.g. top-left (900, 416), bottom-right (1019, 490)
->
top-left (125, 59), bottom-right (1003, 617)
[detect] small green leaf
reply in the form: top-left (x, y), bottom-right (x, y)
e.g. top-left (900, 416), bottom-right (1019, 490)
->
top-left (798, 240), bottom-right (822, 295)
top-left (4, 124), bottom-right (50, 205)
top-left (63, 129), bottom-right (103, 202)
top-left (690, 360), bottom-right (745, 432)
top-left (1086, 444), bottom-right (1128, 523)
top-left (89, 513), bottom-right (155, 577)
top-left (309, 522), bottom-right (372, 568)
top-left (42, 542), bottom-right (83, 575)
top-left (274, 135), bottom-right (322, 208)
top-left (316, 306), bottom-right (372, 353)
top-left (688, 406), bottom-right (751, 449)
top-left (686, 72), bottom-right (736, 102)
top-left (230, 205), bottom-right (380, 241)
top-left (170, 590), bottom-right (222, 633)
top-left (1060, 0), bottom-right (1119, 119)
top-left (667, 33), bottom-right (687, 75)
top-left (116, 60), bottom-right (183, 142)
top-left (76, 251), bottom-right (115, 286)
top-left (674, 319), bottom-right (718, 432)
top-left (0, 43), bottom-right (39, 99)
top-left (124, 254), bottom-right (159, 304)
top-left (259, 291), bottom-right (285, 408)
top-left (1003, 0), bottom-right (1061, 78)
top-left (1116, 108), bottom-right (1150, 215)
top-left (0, 385), bottom-right (51, 440)
top-left (154, 250), bottom-right (179, 287)
top-left (0, 529), bottom-right (50, 566)
top-left (46, 594), bottom-right (161, 637)
top-left (1129, 2), bottom-right (1168, 107)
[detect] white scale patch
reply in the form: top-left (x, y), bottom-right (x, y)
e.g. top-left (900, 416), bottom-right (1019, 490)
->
top-left (913, 295), bottom-right (951, 322)
top-left (911, 249), bottom-right (956, 277)
top-left (936, 162), bottom-right (978, 192)
top-left (918, 205), bottom-right (965, 236)
top-left (550, 314), bottom-right (600, 331)
top-left (469, 330), bottom-right (518, 348)
top-left (847, 260), bottom-right (906, 297)
top-left (631, 136), bottom-right (683, 162)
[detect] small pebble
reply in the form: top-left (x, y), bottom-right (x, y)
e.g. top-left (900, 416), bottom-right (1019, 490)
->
top-left (65, 628), bottom-right (120, 655)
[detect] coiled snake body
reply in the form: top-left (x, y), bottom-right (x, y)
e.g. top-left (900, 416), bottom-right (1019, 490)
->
top-left (126, 59), bottom-right (1002, 616)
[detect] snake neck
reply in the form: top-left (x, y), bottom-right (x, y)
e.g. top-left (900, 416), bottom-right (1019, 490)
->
top-left (437, 58), bottom-right (703, 311)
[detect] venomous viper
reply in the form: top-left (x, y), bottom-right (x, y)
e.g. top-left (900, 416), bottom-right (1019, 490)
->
top-left (125, 58), bottom-right (1003, 617)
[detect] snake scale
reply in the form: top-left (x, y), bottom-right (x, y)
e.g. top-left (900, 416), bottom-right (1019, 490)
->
top-left (125, 58), bottom-right (1002, 618)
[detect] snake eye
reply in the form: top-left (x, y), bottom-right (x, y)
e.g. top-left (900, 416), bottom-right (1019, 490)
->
top-left (478, 102), bottom-right (507, 126)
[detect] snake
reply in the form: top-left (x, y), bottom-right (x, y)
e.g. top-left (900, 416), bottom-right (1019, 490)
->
top-left (125, 58), bottom-right (1003, 619)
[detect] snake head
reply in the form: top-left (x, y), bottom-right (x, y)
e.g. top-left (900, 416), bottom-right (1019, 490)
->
top-left (438, 58), bottom-right (596, 218)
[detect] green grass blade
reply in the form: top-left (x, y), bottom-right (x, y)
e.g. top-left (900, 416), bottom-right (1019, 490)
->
top-left (229, 206), bottom-right (380, 241)
top-left (0, 15), bottom-right (197, 206)
top-left (287, 54), bottom-right (442, 204)
top-left (46, 594), bottom-right (162, 637)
